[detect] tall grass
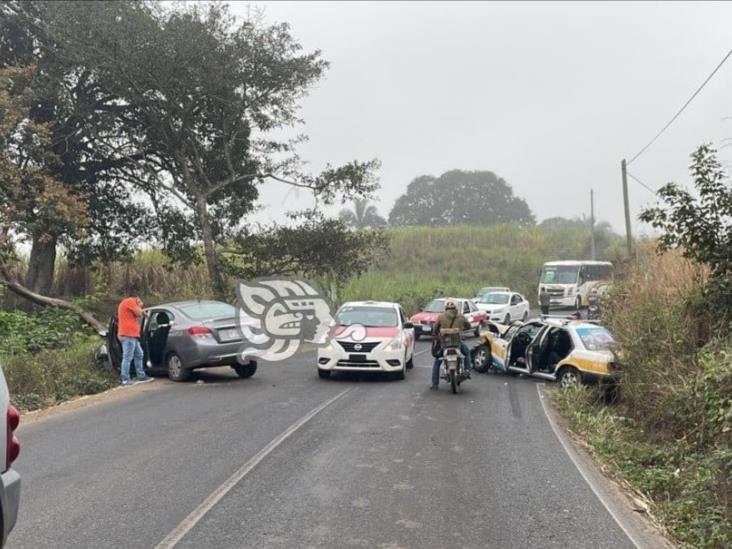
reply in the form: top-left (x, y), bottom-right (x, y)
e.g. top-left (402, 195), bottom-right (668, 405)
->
top-left (557, 245), bottom-right (731, 548)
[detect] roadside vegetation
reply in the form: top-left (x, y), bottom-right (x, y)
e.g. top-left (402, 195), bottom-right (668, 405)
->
top-left (556, 147), bottom-right (732, 548)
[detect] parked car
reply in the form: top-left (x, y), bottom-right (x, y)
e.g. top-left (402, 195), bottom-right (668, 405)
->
top-left (317, 301), bottom-right (415, 380)
top-left (0, 364), bottom-right (20, 548)
top-left (472, 318), bottom-right (621, 389)
top-left (475, 291), bottom-right (530, 323)
top-left (106, 300), bottom-right (258, 382)
top-left (475, 286), bottom-right (510, 300)
top-left (409, 298), bottom-right (487, 340)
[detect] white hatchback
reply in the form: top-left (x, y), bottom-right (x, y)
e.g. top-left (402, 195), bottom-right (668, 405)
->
top-left (317, 301), bottom-right (415, 380)
top-left (475, 291), bottom-right (530, 324)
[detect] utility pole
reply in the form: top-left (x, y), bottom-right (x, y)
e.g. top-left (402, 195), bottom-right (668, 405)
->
top-left (621, 159), bottom-right (633, 259)
top-left (590, 189), bottom-right (596, 260)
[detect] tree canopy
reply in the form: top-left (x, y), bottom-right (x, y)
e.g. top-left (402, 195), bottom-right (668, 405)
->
top-left (388, 170), bottom-right (534, 227)
top-left (339, 198), bottom-right (387, 229)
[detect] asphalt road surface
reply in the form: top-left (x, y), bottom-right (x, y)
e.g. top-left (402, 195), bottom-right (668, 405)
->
top-left (10, 338), bottom-right (656, 549)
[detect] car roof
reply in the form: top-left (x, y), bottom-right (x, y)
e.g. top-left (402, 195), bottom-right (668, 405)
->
top-left (149, 300), bottom-right (232, 310)
top-left (340, 300), bottom-right (399, 309)
top-left (543, 260), bottom-right (612, 266)
top-left (483, 291), bottom-right (512, 296)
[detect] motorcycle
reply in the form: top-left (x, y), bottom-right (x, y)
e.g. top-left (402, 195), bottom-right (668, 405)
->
top-left (438, 328), bottom-right (470, 393)
top-left (587, 300), bottom-right (601, 321)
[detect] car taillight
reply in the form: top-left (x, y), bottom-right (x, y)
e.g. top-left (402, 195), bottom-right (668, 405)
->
top-left (6, 404), bottom-right (20, 469)
top-left (187, 326), bottom-right (213, 338)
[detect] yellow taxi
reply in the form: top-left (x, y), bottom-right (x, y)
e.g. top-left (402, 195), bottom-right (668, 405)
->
top-left (472, 318), bottom-right (621, 387)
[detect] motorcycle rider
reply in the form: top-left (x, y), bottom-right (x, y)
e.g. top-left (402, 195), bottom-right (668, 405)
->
top-left (587, 288), bottom-right (600, 319)
top-left (430, 300), bottom-right (472, 390)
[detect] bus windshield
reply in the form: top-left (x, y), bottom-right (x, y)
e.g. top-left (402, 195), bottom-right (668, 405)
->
top-left (541, 265), bottom-right (579, 284)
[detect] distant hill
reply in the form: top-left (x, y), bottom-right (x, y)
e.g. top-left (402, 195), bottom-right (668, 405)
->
top-left (342, 224), bottom-right (624, 313)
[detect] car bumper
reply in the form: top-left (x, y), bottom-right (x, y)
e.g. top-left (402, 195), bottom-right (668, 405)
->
top-left (0, 468), bottom-right (20, 546)
top-left (413, 324), bottom-right (434, 337)
top-left (176, 339), bottom-right (247, 369)
top-left (549, 296), bottom-right (575, 307)
top-left (317, 347), bottom-right (405, 372)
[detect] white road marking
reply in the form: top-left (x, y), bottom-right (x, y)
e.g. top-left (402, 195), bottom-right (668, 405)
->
top-left (414, 349), bottom-right (430, 357)
top-left (536, 385), bottom-right (643, 549)
top-left (155, 388), bottom-right (353, 548)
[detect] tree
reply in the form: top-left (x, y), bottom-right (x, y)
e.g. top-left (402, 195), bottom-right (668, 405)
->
top-left (389, 170), bottom-right (534, 226)
top-left (47, 1), bottom-right (379, 297)
top-left (640, 144), bottom-right (731, 317)
top-left (221, 210), bottom-right (389, 287)
top-left (339, 198), bottom-right (387, 229)
top-left (1, 0), bottom-right (150, 293)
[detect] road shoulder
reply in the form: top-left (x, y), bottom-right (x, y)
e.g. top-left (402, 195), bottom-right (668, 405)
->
top-left (537, 384), bottom-right (677, 549)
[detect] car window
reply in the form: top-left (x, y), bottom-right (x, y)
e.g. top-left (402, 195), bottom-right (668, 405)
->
top-left (469, 301), bottom-right (478, 312)
top-left (517, 322), bottom-right (544, 341)
top-left (178, 302), bottom-right (235, 320)
top-left (503, 324), bottom-right (521, 340)
top-left (463, 301), bottom-right (470, 314)
top-left (336, 306), bottom-right (398, 328)
top-left (424, 299), bottom-right (445, 313)
top-left (511, 295), bottom-right (520, 305)
top-left (147, 310), bottom-right (171, 331)
top-left (399, 308), bottom-right (407, 324)
top-left (575, 326), bottom-right (615, 351)
top-left (481, 293), bottom-right (510, 305)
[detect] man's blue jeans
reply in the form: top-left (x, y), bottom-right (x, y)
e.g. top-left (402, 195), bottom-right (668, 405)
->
top-left (432, 342), bottom-right (472, 386)
top-left (120, 336), bottom-right (145, 382)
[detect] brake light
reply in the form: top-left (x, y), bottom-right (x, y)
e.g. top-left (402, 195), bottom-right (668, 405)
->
top-left (6, 404), bottom-right (20, 470)
top-left (187, 326), bottom-right (213, 338)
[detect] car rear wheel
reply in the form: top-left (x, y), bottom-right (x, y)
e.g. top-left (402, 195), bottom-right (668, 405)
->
top-left (504, 314), bottom-right (511, 324)
top-left (317, 368), bottom-right (331, 379)
top-left (557, 366), bottom-right (582, 388)
top-left (166, 352), bottom-right (191, 382)
top-left (233, 360), bottom-right (257, 379)
top-left (522, 310), bottom-right (528, 321)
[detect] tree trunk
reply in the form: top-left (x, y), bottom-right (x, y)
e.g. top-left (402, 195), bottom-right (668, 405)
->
top-left (1, 266), bottom-right (106, 333)
top-left (197, 196), bottom-right (224, 298)
top-left (26, 234), bottom-right (58, 295)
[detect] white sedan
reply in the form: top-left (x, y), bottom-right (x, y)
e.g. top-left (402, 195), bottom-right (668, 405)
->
top-left (317, 301), bottom-right (415, 380)
top-left (475, 292), bottom-right (530, 324)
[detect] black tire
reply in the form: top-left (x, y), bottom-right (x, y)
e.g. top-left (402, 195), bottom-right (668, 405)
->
top-left (406, 354), bottom-right (414, 370)
top-left (473, 344), bottom-right (491, 373)
top-left (522, 310), bottom-right (528, 321)
top-left (166, 352), bottom-right (191, 382)
top-left (317, 368), bottom-right (331, 379)
top-left (557, 366), bottom-right (582, 388)
top-left (233, 360), bottom-right (257, 379)
top-left (450, 371), bottom-right (458, 394)
top-left (503, 314), bottom-right (511, 324)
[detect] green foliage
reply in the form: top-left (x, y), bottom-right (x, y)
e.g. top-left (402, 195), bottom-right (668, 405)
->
top-left (640, 145), bottom-right (732, 324)
top-left (2, 335), bottom-right (116, 411)
top-left (0, 307), bottom-right (85, 355)
top-left (389, 170), bottom-right (535, 227)
top-left (342, 224), bottom-right (622, 313)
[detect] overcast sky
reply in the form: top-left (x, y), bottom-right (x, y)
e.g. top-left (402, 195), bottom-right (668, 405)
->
top-left (231, 1), bottom-right (732, 234)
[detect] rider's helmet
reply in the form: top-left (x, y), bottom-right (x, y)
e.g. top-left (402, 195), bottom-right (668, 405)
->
top-left (445, 300), bottom-right (457, 311)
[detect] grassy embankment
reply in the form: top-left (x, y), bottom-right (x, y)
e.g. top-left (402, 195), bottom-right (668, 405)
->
top-left (555, 246), bottom-right (731, 548)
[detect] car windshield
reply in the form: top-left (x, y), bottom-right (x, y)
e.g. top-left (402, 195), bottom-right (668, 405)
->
top-left (178, 302), bottom-right (236, 320)
top-left (575, 326), bottom-right (616, 351)
top-left (336, 306), bottom-right (398, 327)
top-left (541, 265), bottom-right (579, 284)
top-left (479, 293), bottom-right (510, 305)
top-left (477, 287), bottom-right (505, 296)
top-left (423, 299), bottom-right (446, 313)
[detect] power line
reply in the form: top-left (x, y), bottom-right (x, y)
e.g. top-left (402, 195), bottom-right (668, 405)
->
top-left (627, 47), bottom-right (732, 166)
top-left (626, 171), bottom-right (657, 195)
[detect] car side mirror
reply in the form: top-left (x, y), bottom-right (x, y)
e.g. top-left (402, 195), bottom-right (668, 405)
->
top-left (403, 322), bottom-right (414, 329)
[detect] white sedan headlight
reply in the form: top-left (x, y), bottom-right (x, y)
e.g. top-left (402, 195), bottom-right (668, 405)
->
top-left (387, 337), bottom-right (403, 351)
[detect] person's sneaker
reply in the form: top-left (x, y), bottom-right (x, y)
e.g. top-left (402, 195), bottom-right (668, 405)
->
top-left (121, 380), bottom-right (134, 386)
top-left (136, 376), bottom-right (155, 384)
top-left (429, 384), bottom-right (439, 391)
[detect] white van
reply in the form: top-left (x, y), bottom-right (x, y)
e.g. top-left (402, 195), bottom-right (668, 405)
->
top-left (538, 260), bottom-right (613, 309)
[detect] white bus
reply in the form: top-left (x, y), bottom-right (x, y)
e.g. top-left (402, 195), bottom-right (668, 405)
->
top-left (538, 260), bottom-right (613, 309)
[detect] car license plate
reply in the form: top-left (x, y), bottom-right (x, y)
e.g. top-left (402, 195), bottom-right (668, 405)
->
top-left (349, 354), bottom-right (367, 362)
top-left (218, 328), bottom-right (240, 342)
top-left (420, 325), bottom-right (431, 333)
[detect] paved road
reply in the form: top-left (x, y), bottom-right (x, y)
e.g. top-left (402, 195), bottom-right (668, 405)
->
top-left (10, 339), bottom-right (640, 549)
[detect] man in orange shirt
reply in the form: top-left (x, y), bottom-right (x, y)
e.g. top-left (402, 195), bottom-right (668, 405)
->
top-left (117, 286), bottom-right (154, 386)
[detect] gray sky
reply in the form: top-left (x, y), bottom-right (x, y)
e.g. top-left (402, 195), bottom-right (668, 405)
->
top-left (232, 1), bottom-right (732, 234)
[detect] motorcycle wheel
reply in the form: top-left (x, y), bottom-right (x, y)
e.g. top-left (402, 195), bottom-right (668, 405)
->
top-left (450, 371), bottom-right (458, 394)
